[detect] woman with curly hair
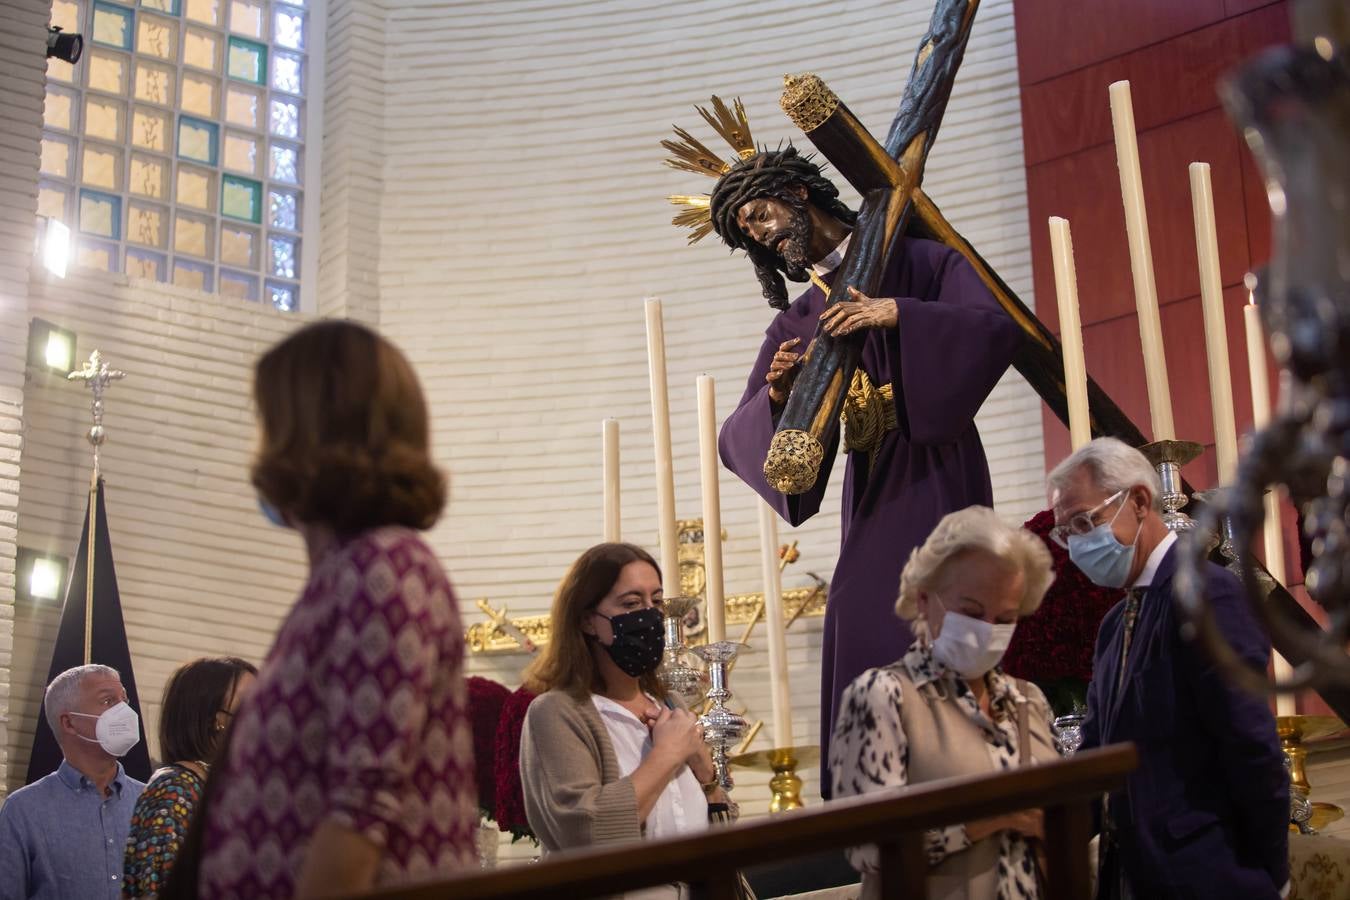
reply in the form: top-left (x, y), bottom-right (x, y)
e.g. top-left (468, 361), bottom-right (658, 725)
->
top-left (189, 321), bottom-right (477, 899)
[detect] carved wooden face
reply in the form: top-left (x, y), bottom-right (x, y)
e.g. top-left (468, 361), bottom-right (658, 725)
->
top-left (734, 185), bottom-right (814, 270)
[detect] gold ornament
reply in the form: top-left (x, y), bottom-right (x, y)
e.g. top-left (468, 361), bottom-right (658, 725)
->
top-left (763, 429), bottom-right (826, 495)
top-left (842, 369), bottom-right (896, 455)
top-left (662, 95), bottom-right (757, 244)
top-left (780, 73), bottom-right (839, 134)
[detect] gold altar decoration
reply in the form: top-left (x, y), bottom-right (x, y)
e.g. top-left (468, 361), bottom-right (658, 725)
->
top-left (764, 429), bottom-right (827, 495)
top-left (1279, 715), bottom-right (1347, 833)
top-left (465, 518), bottom-right (828, 654)
top-left (780, 74), bottom-right (840, 134)
top-left (732, 745), bottom-right (821, 813)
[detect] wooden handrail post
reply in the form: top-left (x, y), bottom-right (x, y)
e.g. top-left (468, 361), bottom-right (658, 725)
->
top-left (1043, 801), bottom-right (1094, 900)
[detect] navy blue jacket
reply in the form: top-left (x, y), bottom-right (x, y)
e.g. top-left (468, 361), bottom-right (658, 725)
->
top-left (1080, 542), bottom-right (1289, 898)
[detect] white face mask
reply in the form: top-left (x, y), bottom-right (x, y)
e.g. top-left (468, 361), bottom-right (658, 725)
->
top-left (70, 701), bottom-right (140, 758)
top-left (931, 608), bottom-right (1016, 679)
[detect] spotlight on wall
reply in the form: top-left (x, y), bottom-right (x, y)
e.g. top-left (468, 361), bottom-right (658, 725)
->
top-left (27, 318), bottom-right (77, 376)
top-left (46, 26), bottom-right (83, 64)
top-left (41, 217), bottom-right (70, 278)
top-left (16, 548), bottom-right (69, 605)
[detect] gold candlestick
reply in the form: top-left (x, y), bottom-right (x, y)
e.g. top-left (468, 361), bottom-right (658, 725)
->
top-left (731, 745), bottom-right (820, 813)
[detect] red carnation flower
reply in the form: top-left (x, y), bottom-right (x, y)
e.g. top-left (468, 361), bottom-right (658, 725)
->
top-left (467, 676), bottom-right (510, 819)
top-left (493, 686), bottom-right (538, 842)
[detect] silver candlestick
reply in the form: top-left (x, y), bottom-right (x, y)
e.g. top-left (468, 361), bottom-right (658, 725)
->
top-left (694, 641), bottom-right (747, 792)
top-left (1140, 440), bottom-right (1204, 533)
top-left (657, 597), bottom-right (705, 704)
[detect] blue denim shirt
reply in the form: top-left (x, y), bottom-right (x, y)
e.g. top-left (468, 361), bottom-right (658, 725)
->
top-left (0, 760), bottom-right (146, 900)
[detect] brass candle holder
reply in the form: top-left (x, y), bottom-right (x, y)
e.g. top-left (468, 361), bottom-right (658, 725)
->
top-left (1140, 439), bottom-right (1204, 533)
top-left (731, 745), bottom-right (820, 813)
top-left (1277, 714), bottom-right (1346, 834)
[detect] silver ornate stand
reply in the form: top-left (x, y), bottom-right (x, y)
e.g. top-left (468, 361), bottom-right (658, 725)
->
top-left (695, 641), bottom-right (748, 791)
top-left (1140, 440), bottom-right (1204, 533)
top-left (657, 597), bottom-right (705, 705)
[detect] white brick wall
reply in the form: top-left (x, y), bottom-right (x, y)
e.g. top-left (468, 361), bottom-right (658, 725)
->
top-left (376, 0), bottom-right (1045, 831)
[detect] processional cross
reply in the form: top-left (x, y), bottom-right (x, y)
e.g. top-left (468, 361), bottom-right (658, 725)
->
top-left (689, 0), bottom-right (1350, 718)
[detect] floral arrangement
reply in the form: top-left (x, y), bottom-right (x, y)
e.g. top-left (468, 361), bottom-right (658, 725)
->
top-left (467, 676), bottom-right (510, 820)
top-left (1000, 509), bottom-right (1125, 716)
top-left (492, 685), bottom-right (539, 843)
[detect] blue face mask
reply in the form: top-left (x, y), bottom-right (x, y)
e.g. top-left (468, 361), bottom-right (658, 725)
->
top-left (258, 495), bottom-right (288, 528)
top-left (1066, 496), bottom-right (1142, 589)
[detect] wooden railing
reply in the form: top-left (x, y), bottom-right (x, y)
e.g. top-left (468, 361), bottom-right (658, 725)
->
top-left (353, 743), bottom-right (1136, 900)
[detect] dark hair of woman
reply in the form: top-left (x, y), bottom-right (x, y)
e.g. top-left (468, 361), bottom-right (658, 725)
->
top-left (523, 542), bottom-right (669, 701)
top-left (159, 657), bottom-right (257, 765)
top-left (251, 319), bottom-right (446, 536)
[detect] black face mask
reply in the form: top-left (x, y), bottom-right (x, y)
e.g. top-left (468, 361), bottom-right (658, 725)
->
top-left (593, 607), bottom-right (665, 677)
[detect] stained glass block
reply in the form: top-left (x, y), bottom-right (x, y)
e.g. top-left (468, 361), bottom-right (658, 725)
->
top-left (267, 189), bottom-right (297, 230)
top-left (140, 0), bottom-right (181, 13)
top-left (224, 85), bottom-right (261, 128)
top-left (134, 60), bottom-right (175, 106)
top-left (132, 106), bottom-right (170, 150)
top-left (274, 6), bottom-right (303, 49)
top-left (219, 269), bottom-right (259, 300)
top-left (177, 115), bottom-right (218, 164)
top-left (44, 88), bottom-right (76, 131)
top-left (220, 224), bottom-right (257, 267)
top-left (81, 144), bottom-right (122, 190)
top-left (84, 96), bottom-right (125, 141)
top-left (229, 0), bottom-right (264, 38)
top-left (87, 50), bottom-right (129, 95)
top-left (184, 27), bottom-right (220, 71)
top-left (38, 184), bottom-right (70, 221)
top-left (223, 131), bottom-right (259, 175)
top-left (126, 248), bottom-right (167, 281)
top-left (93, 2), bottom-right (134, 49)
top-left (268, 98), bottom-right (299, 139)
top-left (79, 189), bottom-right (122, 238)
top-left (271, 51), bottom-right (301, 95)
top-left (78, 239), bottom-right (119, 272)
top-left (136, 13), bottom-right (178, 60)
top-left (269, 143), bottom-right (298, 184)
top-left (185, 0), bottom-right (218, 25)
top-left (174, 212), bottom-right (212, 257)
top-left (227, 37), bottom-right (266, 84)
top-left (47, 58), bottom-right (76, 85)
top-left (40, 137), bottom-right (74, 178)
top-left (181, 72), bottom-right (218, 117)
top-left (267, 279), bottom-right (296, 312)
top-left (268, 234), bottom-right (296, 278)
top-left (222, 174), bottom-right (261, 222)
top-left (175, 165), bottom-right (214, 210)
top-left (129, 153), bottom-right (168, 198)
top-left (51, 0), bottom-right (82, 32)
top-left (127, 201), bottom-right (167, 247)
top-left (173, 259), bottom-right (213, 291)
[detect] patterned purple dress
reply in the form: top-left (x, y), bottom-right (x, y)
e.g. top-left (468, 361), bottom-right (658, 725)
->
top-left (198, 527), bottom-right (478, 898)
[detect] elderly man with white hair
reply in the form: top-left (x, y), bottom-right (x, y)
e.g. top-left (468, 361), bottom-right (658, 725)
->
top-left (0, 664), bottom-right (146, 899)
top-left (830, 505), bottom-right (1060, 900)
top-left (1048, 437), bottom-right (1288, 900)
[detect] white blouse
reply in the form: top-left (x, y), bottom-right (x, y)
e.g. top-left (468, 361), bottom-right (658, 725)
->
top-left (590, 694), bottom-right (709, 840)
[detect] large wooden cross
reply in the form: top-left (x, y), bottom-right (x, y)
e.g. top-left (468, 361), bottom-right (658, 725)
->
top-left (768, 0), bottom-right (1349, 718)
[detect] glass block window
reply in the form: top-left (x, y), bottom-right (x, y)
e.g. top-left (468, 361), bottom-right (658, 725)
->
top-left (41, 0), bottom-right (313, 311)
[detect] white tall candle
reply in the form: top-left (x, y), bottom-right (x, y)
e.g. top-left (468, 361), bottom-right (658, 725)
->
top-left (644, 298), bottom-right (680, 589)
top-left (1189, 163), bottom-right (1240, 483)
top-left (697, 375), bottom-right (726, 643)
top-left (1048, 216), bottom-right (1091, 450)
top-left (1110, 80), bottom-right (1176, 441)
top-left (1244, 296), bottom-right (1296, 716)
top-left (603, 418), bottom-right (620, 542)
top-left (757, 500), bottom-right (793, 748)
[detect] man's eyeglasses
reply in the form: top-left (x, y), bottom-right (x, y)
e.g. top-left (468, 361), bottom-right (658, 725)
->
top-left (1049, 488), bottom-right (1127, 548)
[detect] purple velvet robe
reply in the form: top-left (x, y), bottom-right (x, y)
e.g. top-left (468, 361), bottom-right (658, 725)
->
top-left (718, 238), bottom-right (1024, 797)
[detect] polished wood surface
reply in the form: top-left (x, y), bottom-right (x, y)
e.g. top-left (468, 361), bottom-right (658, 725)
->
top-left (353, 744), bottom-right (1138, 900)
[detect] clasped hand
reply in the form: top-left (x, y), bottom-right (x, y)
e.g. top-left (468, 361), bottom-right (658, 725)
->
top-left (765, 287), bottom-right (898, 406)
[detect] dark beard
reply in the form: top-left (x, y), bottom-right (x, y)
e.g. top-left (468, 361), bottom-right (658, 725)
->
top-left (767, 200), bottom-right (813, 281)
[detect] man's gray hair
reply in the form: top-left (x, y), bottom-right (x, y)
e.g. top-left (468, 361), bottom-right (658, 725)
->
top-left (1047, 437), bottom-right (1163, 511)
top-left (45, 664), bottom-right (120, 734)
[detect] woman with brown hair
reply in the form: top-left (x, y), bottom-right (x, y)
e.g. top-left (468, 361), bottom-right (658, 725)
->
top-left (192, 321), bottom-right (477, 899)
top-left (520, 543), bottom-right (721, 873)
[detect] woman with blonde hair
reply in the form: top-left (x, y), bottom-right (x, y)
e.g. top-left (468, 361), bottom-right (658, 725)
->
top-left (830, 505), bottom-right (1058, 900)
top-left (519, 543), bottom-right (728, 895)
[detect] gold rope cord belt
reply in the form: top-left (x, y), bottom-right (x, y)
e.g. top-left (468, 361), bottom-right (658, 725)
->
top-left (841, 368), bottom-right (896, 455)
